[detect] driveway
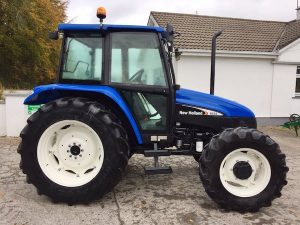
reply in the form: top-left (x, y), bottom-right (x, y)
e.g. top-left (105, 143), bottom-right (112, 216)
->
top-left (0, 127), bottom-right (299, 225)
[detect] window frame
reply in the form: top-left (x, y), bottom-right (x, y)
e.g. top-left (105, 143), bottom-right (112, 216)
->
top-left (107, 31), bottom-right (174, 137)
top-left (58, 31), bottom-right (105, 85)
top-left (296, 66), bottom-right (300, 97)
top-left (120, 90), bottom-right (169, 132)
top-left (108, 31), bottom-right (170, 91)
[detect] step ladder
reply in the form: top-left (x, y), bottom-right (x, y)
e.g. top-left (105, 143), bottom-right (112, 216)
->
top-left (144, 143), bottom-right (172, 174)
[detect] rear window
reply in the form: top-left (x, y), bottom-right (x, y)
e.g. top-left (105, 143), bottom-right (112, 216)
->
top-left (61, 33), bottom-right (103, 81)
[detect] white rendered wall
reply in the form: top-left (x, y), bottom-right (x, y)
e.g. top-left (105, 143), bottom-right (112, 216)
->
top-left (271, 64), bottom-right (297, 117)
top-left (274, 39), bottom-right (300, 116)
top-left (4, 91), bottom-right (32, 137)
top-left (176, 55), bottom-right (274, 117)
top-left (177, 56), bottom-right (211, 93)
top-left (215, 57), bottom-right (274, 117)
top-left (0, 101), bottom-right (6, 136)
top-left (278, 39), bottom-right (300, 62)
top-left (291, 98), bottom-right (300, 114)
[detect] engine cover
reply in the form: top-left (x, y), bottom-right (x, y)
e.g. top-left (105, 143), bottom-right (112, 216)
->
top-left (176, 89), bottom-right (257, 131)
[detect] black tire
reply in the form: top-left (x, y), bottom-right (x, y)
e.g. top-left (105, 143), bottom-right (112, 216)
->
top-left (18, 97), bottom-right (129, 204)
top-left (199, 127), bottom-right (288, 212)
top-left (193, 154), bottom-right (201, 163)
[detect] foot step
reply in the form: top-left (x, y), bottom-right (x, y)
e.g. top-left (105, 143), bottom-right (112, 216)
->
top-left (144, 149), bottom-right (170, 157)
top-left (144, 143), bottom-right (172, 175)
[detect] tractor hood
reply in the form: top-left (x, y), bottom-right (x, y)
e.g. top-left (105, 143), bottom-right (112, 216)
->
top-left (176, 89), bottom-right (255, 118)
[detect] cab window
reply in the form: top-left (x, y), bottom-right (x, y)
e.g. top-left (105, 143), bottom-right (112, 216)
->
top-left (61, 34), bottom-right (103, 81)
top-left (110, 32), bottom-right (167, 86)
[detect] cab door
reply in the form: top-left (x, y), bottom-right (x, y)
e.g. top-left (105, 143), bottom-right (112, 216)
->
top-left (107, 32), bottom-right (173, 143)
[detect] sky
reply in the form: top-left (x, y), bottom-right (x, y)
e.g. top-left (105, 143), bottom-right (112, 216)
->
top-left (67, 0), bottom-right (298, 25)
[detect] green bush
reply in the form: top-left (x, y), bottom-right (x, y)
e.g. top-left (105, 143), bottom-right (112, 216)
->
top-left (0, 0), bottom-right (67, 89)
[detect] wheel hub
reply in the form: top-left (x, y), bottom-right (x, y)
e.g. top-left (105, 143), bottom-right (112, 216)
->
top-left (233, 161), bottom-right (252, 180)
top-left (70, 145), bottom-right (81, 156)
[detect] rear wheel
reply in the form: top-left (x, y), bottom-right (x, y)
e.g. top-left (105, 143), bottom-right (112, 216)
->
top-left (18, 98), bottom-right (129, 204)
top-left (199, 127), bottom-right (288, 212)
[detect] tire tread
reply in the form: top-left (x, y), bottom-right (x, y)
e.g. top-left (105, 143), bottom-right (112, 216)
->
top-left (199, 127), bottom-right (288, 212)
top-left (18, 97), bottom-right (129, 204)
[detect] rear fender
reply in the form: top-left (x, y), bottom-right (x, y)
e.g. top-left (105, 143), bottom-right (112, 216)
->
top-left (24, 84), bottom-right (143, 144)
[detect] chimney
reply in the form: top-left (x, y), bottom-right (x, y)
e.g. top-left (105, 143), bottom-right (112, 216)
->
top-left (297, 7), bottom-right (300, 20)
top-left (297, 0), bottom-right (300, 20)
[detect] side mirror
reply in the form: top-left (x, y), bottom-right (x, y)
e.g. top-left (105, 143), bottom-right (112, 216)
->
top-left (49, 31), bottom-right (59, 40)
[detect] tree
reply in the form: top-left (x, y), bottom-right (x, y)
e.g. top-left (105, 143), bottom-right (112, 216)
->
top-left (0, 0), bottom-right (66, 89)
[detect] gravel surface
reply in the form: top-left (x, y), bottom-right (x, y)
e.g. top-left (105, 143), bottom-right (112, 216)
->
top-left (0, 127), bottom-right (299, 225)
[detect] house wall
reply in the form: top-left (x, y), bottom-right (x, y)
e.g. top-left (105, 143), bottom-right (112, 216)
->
top-left (275, 40), bottom-right (300, 116)
top-left (176, 55), bottom-right (275, 117)
top-left (174, 50), bottom-right (300, 121)
top-left (216, 57), bottom-right (274, 117)
top-left (271, 64), bottom-right (298, 117)
top-left (277, 39), bottom-right (300, 62)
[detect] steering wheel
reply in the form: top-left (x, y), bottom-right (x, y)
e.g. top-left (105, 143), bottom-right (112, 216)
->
top-left (129, 69), bottom-right (144, 83)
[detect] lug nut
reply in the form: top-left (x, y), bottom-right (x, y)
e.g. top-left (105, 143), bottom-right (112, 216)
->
top-left (69, 155), bottom-right (72, 158)
top-left (78, 144), bottom-right (81, 147)
top-left (67, 150), bottom-right (70, 153)
top-left (79, 154), bottom-right (82, 157)
top-left (81, 149), bottom-right (84, 152)
top-left (68, 145), bottom-right (71, 147)
top-left (75, 157), bottom-right (77, 160)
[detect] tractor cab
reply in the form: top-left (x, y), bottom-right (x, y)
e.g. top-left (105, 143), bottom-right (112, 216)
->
top-left (50, 21), bottom-right (178, 144)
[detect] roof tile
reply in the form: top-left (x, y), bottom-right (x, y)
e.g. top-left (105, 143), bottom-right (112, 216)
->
top-left (150, 11), bottom-right (298, 52)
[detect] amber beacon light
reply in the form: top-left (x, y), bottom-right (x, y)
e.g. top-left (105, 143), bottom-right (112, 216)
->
top-left (97, 6), bottom-right (106, 25)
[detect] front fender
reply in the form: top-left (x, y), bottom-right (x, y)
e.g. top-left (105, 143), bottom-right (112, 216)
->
top-left (25, 84), bottom-right (143, 144)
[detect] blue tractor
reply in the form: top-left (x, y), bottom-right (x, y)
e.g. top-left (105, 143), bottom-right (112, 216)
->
top-left (18, 7), bottom-right (288, 212)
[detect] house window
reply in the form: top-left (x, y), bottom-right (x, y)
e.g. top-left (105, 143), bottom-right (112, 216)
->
top-left (296, 66), bottom-right (300, 96)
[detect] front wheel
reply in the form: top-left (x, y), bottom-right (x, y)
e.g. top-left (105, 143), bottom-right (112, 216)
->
top-left (199, 127), bottom-right (288, 212)
top-left (18, 98), bottom-right (129, 204)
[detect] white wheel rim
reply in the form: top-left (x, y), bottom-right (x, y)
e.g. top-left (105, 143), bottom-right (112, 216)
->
top-left (37, 120), bottom-right (104, 187)
top-left (219, 148), bottom-right (271, 197)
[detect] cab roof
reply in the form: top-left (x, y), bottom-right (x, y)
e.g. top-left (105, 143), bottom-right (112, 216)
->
top-left (58, 24), bottom-right (165, 33)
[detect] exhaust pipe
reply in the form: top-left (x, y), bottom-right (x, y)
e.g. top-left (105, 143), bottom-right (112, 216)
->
top-left (210, 30), bottom-right (223, 95)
